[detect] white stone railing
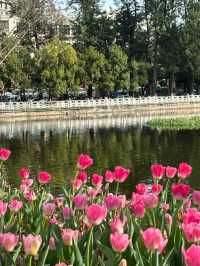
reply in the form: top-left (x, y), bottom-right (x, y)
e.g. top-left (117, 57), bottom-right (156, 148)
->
top-left (0, 94), bottom-right (200, 112)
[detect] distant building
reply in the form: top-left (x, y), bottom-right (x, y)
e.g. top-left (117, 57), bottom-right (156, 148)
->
top-left (0, 1), bottom-right (18, 36)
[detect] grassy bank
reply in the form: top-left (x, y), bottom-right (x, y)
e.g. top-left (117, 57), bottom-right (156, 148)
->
top-left (147, 116), bottom-right (200, 130)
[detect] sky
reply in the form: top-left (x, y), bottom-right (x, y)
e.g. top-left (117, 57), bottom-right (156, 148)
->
top-left (56, 0), bottom-right (115, 11)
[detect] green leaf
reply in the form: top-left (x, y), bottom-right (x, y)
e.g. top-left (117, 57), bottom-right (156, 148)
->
top-left (38, 245), bottom-right (49, 266)
top-left (73, 240), bottom-right (85, 266)
top-left (162, 248), bottom-right (174, 266)
top-left (96, 240), bottom-right (115, 259)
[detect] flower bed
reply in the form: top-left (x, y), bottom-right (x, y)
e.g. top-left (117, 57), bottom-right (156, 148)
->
top-left (0, 149), bottom-right (199, 265)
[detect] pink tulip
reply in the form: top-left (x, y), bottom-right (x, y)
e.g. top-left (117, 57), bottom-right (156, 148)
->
top-left (110, 233), bottom-right (129, 252)
top-left (49, 236), bottom-right (56, 250)
top-left (171, 183), bottom-right (190, 200)
top-left (183, 208), bottom-right (200, 225)
top-left (62, 207), bottom-right (72, 220)
top-left (193, 191), bottom-right (200, 207)
top-left (19, 168), bottom-right (30, 179)
top-left (23, 191), bottom-right (36, 202)
top-left (55, 263), bottom-right (71, 266)
top-left (131, 201), bottom-right (145, 218)
top-left (105, 194), bottom-right (126, 210)
top-left (86, 204), bottom-right (107, 225)
top-left (73, 194), bottom-right (87, 209)
top-left (77, 154), bottom-right (93, 169)
top-left (166, 166), bottom-right (177, 178)
top-left (136, 183), bottom-right (148, 195)
top-left (143, 193), bottom-right (159, 208)
top-left (182, 223), bottom-right (200, 242)
top-left (23, 234), bottom-right (42, 256)
top-left (77, 171), bottom-right (88, 183)
top-left (0, 148), bottom-right (11, 161)
top-left (8, 199), bottom-right (23, 213)
top-left (182, 244), bottom-right (200, 266)
top-left (87, 187), bottom-right (102, 198)
top-left (21, 179), bottom-right (33, 187)
top-left (49, 217), bottom-right (58, 225)
top-left (114, 166), bottom-right (130, 183)
top-left (0, 200), bottom-right (7, 216)
top-left (141, 228), bottom-right (168, 253)
top-left (151, 164), bottom-right (165, 180)
top-left (92, 173), bottom-right (103, 187)
top-left (118, 259), bottom-right (127, 266)
top-left (110, 217), bottom-right (126, 234)
top-left (72, 179), bottom-right (82, 190)
top-left (131, 193), bottom-right (145, 218)
top-left (42, 203), bottom-right (56, 216)
top-left (105, 170), bottom-right (114, 183)
top-left (61, 229), bottom-right (79, 246)
top-left (177, 162), bottom-right (192, 179)
top-left (38, 171), bottom-right (52, 184)
top-left (184, 199), bottom-right (192, 210)
top-left (152, 184), bottom-right (163, 194)
top-left (0, 233), bottom-right (19, 252)
top-left (165, 214), bottom-right (172, 225)
top-left (161, 203), bottom-right (170, 212)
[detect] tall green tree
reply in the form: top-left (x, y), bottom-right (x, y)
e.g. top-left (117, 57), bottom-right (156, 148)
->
top-left (37, 39), bottom-right (78, 98)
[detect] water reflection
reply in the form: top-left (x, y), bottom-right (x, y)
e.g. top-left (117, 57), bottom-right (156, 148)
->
top-left (0, 116), bottom-right (200, 195)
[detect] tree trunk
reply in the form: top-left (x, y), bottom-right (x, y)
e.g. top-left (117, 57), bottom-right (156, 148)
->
top-left (188, 72), bottom-right (194, 94)
top-left (169, 71), bottom-right (176, 95)
top-left (152, 36), bottom-right (158, 95)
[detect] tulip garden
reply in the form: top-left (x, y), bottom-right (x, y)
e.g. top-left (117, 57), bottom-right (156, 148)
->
top-left (0, 148), bottom-right (199, 266)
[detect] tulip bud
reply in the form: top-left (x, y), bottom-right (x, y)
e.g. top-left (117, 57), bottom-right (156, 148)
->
top-left (118, 259), bottom-right (127, 266)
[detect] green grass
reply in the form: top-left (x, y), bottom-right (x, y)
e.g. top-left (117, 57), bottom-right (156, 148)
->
top-left (147, 116), bottom-right (200, 130)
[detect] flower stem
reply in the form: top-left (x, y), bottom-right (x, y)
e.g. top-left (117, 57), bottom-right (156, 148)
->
top-left (28, 256), bottom-right (32, 266)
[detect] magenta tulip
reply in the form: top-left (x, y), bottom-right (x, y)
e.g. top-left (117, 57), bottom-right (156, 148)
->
top-left (152, 184), bottom-right (163, 194)
top-left (166, 166), bottom-right (177, 178)
top-left (92, 173), bottom-right (103, 187)
top-left (183, 208), bottom-right (200, 225)
top-left (165, 213), bottom-right (172, 226)
top-left (151, 164), bottom-right (165, 179)
top-left (87, 187), bottom-right (102, 198)
top-left (105, 194), bottom-right (126, 210)
top-left (182, 244), bottom-right (200, 266)
top-left (72, 179), bottom-right (82, 190)
top-left (114, 166), bottom-right (130, 183)
top-left (136, 183), bottom-right (148, 195)
top-left (76, 171), bottom-right (88, 183)
top-left (143, 193), bottom-right (159, 208)
top-left (0, 148), bottom-right (11, 161)
top-left (19, 168), bottom-right (30, 179)
top-left (177, 162), bottom-right (192, 179)
top-left (38, 171), bottom-right (52, 184)
top-left (171, 183), bottom-right (190, 200)
top-left (73, 194), bottom-right (87, 209)
top-left (182, 223), bottom-right (200, 242)
top-left (193, 191), bottom-right (200, 207)
top-left (77, 154), bottom-right (93, 169)
top-left (105, 170), bottom-right (114, 183)
top-left (110, 233), bottom-right (129, 252)
top-left (86, 204), bottom-right (107, 225)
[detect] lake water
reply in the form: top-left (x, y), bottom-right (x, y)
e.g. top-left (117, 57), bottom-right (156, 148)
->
top-left (0, 116), bottom-right (200, 195)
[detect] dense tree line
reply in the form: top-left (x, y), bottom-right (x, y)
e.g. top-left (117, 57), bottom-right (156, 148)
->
top-left (1, 0), bottom-right (200, 97)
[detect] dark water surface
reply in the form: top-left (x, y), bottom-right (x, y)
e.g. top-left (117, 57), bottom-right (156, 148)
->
top-left (0, 116), bottom-right (200, 194)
